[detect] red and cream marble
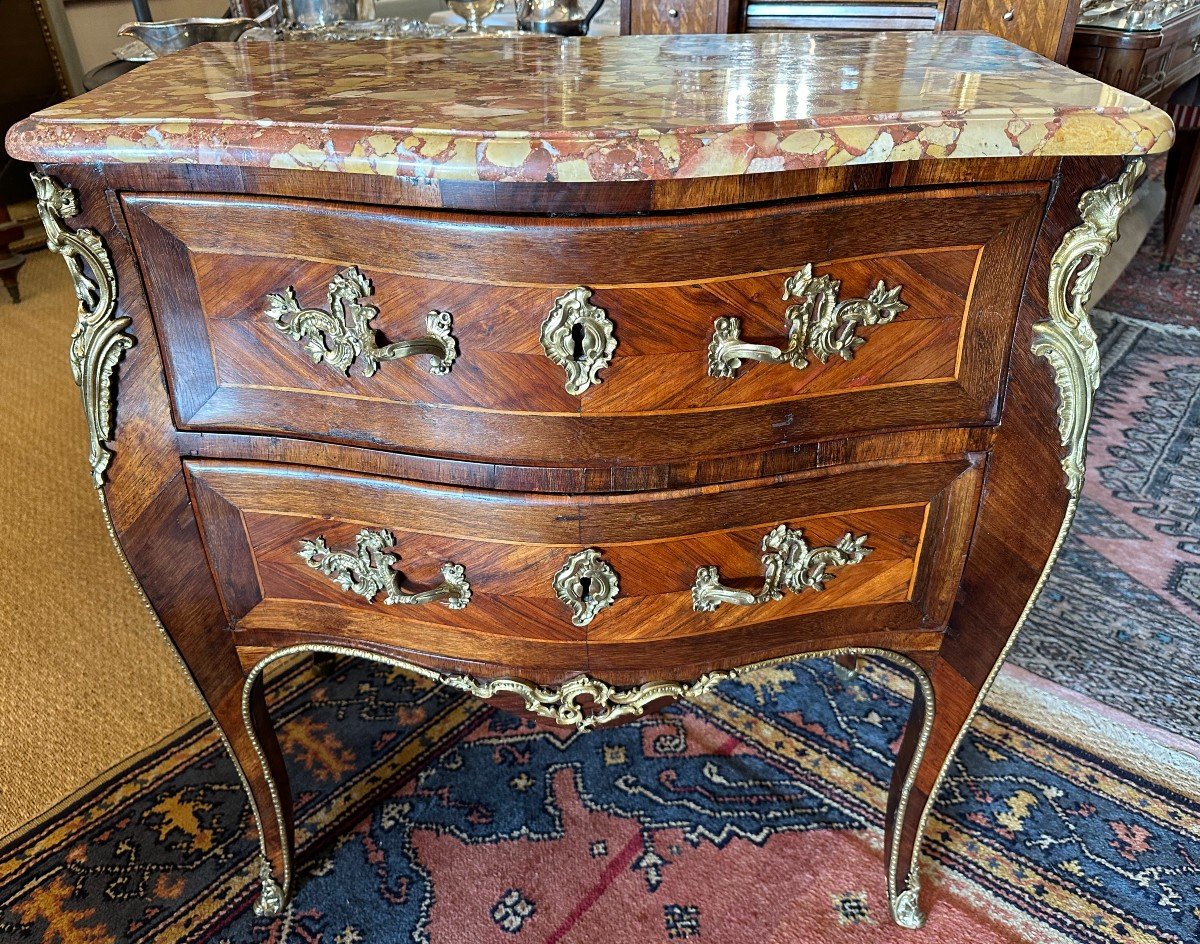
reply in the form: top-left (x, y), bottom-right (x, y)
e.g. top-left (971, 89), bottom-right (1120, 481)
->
top-left (7, 31), bottom-right (1173, 183)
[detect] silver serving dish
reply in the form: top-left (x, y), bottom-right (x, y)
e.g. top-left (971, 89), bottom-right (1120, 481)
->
top-left (243, 16), bottom-right (458, 40)
top-left (113, 38), bottom-right (156, 62)
top-left (118, 5), bottom-right (278, 57)
top-left (445, 0), bottom-right (503, 31)
top-left (285, 0), bottom-right (358, 25)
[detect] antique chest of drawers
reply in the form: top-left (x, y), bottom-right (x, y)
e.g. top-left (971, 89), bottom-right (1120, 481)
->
top-left (7, 30), bottom-right (1171, 928)
top-left (1070, 3), bottom-right (1200, 266)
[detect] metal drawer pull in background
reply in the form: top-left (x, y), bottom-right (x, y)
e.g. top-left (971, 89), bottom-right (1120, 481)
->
top-left (299, 528), bottom-right (471, 609)
top-left (708, 263), bottom-right (906, 378)
top-left (692, 524), bottom-right (871, 611)
top-left (266, 266), bottom-right (458, 378)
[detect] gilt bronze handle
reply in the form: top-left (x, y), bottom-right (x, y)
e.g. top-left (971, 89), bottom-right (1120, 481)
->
top-left (299, 528), bottom-right (471, 610)
top-left (265, 266), bottom-right (457, 378)
top-left (691, 524), bottom-right (871, 612)
top-left (707, 263), bottom-right (906, 379)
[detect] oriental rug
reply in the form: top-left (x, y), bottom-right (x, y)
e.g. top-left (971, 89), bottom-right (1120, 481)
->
top-left (1013, 310), bottom-right (1200, 740)
top-left (1, 655), bottom-right (1197, 944)
top-left (1099, 158), bottom-right (1200, 329)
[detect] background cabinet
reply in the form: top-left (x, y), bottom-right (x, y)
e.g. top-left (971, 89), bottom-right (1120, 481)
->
top-left (622, 0), bottom-right (1080, 63)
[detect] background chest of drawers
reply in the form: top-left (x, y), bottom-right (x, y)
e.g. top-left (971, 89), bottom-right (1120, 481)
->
top-left (1070, 3), bottom-right (1200, 102)
top-left (1070, 2), bottom-right (1200, 266)
top-left (622, 0), bottom-right (1079, 61)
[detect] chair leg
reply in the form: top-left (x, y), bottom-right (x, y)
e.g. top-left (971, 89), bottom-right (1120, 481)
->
top-left (833, 652), bottom-right (862, 681)
top-left (0, 203), bottom-right (26, 303)
top-left (311, 650), bottom-right (340, 677)
top-left (0, 253), bottom-right (24, 303)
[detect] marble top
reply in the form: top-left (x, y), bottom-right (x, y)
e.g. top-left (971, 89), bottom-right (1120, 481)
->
top-left (7, 31), bottom-right (1173, 183)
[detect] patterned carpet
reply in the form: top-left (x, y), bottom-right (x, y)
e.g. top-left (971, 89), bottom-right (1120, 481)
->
top-left (4, 179), bottom-right (1200, 942)
top-left (1, 656), bottom-right (1197, 944)
top-left (1014, 311), bottom-right (1200, 740)
top-left (1100, 159), bottom-right (1200, 329)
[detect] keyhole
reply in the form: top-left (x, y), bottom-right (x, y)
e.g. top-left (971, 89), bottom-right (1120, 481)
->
top-left (579, 575), bottom-right (592, 602)
top-left (570, 322), bottom-right (586, 361)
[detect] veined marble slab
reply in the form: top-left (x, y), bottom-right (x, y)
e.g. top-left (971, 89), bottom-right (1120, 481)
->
top-left (7, 31), bottom-right (1174, 183)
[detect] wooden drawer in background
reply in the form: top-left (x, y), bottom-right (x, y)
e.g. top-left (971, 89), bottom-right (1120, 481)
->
top-left (125, 186), bottom-right (1045, 466)
top-left (622, 0), bottom-right (741, 33)
top-left (185, 454), bottom-right (984, 675)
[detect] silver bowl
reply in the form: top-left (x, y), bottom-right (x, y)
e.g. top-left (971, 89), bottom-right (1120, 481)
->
top-left (118, 5), bottom-right (278, 57)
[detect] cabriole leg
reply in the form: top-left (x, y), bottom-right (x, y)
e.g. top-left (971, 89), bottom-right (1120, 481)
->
top-left (881, 658), bottom-right (977, 928)
top-left (223, 672), bottom-right (295, 916)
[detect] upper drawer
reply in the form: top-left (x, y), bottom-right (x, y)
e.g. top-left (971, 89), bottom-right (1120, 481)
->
top-left (125, 186), bottom-right (1046, 465)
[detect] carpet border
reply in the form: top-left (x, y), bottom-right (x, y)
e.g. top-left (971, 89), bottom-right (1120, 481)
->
top-left (0, 657), bottom-right (312, 857)
top-left (0, 708), bottom-right (209, 855)
top-left (990, 664), bottom-right (1200, 792)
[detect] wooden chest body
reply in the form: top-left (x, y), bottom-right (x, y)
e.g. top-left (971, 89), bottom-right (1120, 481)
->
top-left (26, 153), bottom-right (1137, 927)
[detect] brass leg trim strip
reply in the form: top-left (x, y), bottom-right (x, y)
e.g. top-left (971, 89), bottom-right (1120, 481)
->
top-left (894, 157), bottom-right (1146, 929)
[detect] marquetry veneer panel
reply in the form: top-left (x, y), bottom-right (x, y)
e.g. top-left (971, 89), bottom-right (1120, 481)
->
top-left (185, 454), bottom-right (983, 672)
top-left (125, 184), bottom-right (1045, 465)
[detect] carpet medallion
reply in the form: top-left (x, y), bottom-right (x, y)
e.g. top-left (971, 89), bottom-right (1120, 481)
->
top-left (1, 657), bottom-right (1196, 944)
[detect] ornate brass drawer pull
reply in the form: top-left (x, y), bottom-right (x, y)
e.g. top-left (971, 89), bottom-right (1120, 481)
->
top-left (540, 286), bottom-right (617, 395)
top-left (299, 528), bottom-right (471, 610)
top-left (553, 548), bottom-right (620, 626)
top-left (691, 524), bottom-right (871, 612)
top-left (266, 266), bottom-right (457, 378)
top-left (707, 264), bottom-right (907, 379)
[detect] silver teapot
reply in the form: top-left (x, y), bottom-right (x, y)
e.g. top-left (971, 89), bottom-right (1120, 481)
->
top-left (514, 0), bottom-right (605, 35)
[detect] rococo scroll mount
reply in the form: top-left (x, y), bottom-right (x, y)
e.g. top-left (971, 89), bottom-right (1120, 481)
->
top-left (708, 263), bottom-right (907, 379)
top-left (1033, 158), bottom-right (1144, 498)
top-left (265, 266), bottom-right (457, 378)
top-left (32, 173), bottom-right (132, 488)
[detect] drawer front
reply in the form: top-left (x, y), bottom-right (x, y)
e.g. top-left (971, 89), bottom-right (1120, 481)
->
top-left (186, 455), bottom-right (983, 674)
top-left (1167, 30), bottom-right (1200, 75)
top-left (629, 0), bottom-right (720, 33)
top-left (128, 187), bottom-right (1045, 465)
top-left (1139, 49), bottom-right (1169, 96)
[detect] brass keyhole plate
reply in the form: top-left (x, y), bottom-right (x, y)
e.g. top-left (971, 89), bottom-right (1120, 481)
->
top-left (539, 286), bottom-right (617, 395)
top-left (553, 549), bottom-right (619, 626)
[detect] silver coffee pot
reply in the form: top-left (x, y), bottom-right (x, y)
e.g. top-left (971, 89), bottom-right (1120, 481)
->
top-left (514, 0), bottom-right (605, 34)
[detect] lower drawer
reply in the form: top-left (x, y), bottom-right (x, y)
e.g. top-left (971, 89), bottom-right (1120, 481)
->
top-left (186, 456), bottom-right (984, 675)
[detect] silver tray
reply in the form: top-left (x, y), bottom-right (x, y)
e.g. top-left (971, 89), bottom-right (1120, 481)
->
top-left (113, 38), bottom-right (156, 62)
top-left (244, 17), bottom-right (459, 40)
top-left (114, 17), bottom-right (460, 59)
